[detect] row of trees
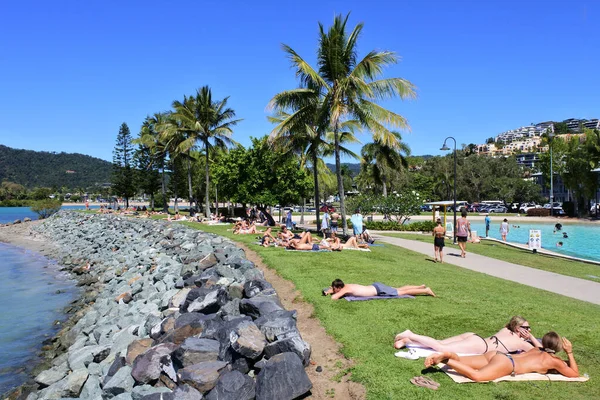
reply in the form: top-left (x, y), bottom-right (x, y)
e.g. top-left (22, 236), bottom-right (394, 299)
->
top-left (111, 13), bottom-right (417, 234)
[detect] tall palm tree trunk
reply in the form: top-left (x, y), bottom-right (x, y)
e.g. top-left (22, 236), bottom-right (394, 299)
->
top-left (300, 198), bottom-right (305, 224)
top-left (161, 161), bottom-right (168, 213)
top-left (382, 174), bottom-right (388, 197)
top-left (204, 143), bottom-right (211, 217)
top-left (187, 155), bottom-right (193, 209)
top-left (334, 130), bottom-right (347, 235)
top-left (312, 153), bottom-right (321, 231)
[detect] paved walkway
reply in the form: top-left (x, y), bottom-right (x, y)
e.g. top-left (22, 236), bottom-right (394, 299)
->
top-left (372, 233), bottom-right (600, 306)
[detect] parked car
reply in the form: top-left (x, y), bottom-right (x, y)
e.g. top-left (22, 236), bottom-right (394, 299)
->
top-left (319, 204), bottom-right (336, 212)
top-left (420, 205), bottom-right (432, 212)
top-left (519, 203), bottom-right (542, 214)
top-left (488, 205), bottom-right (508, 213)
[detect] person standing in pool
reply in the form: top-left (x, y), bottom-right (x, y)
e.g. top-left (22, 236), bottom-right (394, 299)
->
top-left (484, 213), bottom-right (491, 237)
top-left (500, 218), bottom-right (509, 241)
top-left (433, 219), bottom-right (446, 263)
top-left (456, 211), bottom-right (471, 258)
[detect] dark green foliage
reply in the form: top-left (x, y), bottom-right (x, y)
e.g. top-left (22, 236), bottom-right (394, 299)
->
top-left (111, 123), bottom-right (136, 207)
top-left (134, 144), bottom-right (161, 208)
top-left (562, 201), bottom-right (575, 217)
top-left (212, 137), bottom-right (313, 207)
top-left (30, 199), bottom-right (62, 219)
top-left (527, 208), bottom-right (550, 217)
top-left (0, 145), bottom-right (111, 189)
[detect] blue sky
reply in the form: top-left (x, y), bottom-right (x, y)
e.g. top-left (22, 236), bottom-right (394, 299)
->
top-left (1, 0), bottom-right (598, 162)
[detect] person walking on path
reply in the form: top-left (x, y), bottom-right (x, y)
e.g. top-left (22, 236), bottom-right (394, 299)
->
top-left (433, 219), bottom-right (446, 263)
top-left (350, 209), bottom-right (364, 238)
top-left (484, 213), bottom-right (491, 237)
top-left (321, 210), bottom-right (330, 237)
top-left (330, 212), bottom-right (339, 234)
top-left (456, 210), bottom-right (471, 258)
top-left (285, 208), bottom-right (294, 230)
top-left (500, 218), bottom-right (510, 241)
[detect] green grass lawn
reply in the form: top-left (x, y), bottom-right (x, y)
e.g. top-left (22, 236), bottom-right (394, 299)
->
top-left (383, 233), bottom-right (600, 283)
top-left (183, 222), bottom-right (599, 400)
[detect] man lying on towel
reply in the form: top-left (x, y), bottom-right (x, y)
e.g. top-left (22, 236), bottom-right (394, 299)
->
top-left (322, 279), bottom-right (436, 300)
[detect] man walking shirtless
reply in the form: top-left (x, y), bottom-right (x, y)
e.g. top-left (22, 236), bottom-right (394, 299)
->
top-left (323, 279), bottom-right (436, 300)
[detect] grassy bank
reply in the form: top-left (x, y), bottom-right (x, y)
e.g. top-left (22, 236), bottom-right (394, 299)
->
top-left (383, 232), bottom-right (600, 283)
top-left (184, 222), bottom-right (598, 400)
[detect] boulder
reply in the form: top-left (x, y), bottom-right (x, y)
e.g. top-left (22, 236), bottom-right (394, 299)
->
top-left (177, 361), bottom-right (229, 394)
top-left (255, 352), bottom-right (312, 400)
top-left (132, 385), bottom-right (173, 400)
top-left (126, 338), bottom-right (154, 365)
top-left (168, 288), bottom-right (191, 309)
top-left (103, 365), bottom-right (135, 397)
top-left (187, 288), bottom-right (229, 314)
top-left (34, 362), bottom-right (69, 387)
top-left (206, 370), bottom-right (255, 400)
top-left (131, 343), bottom-right (179, 384)
top-left (239, 296), bottom-right (284, 319)
top-left (263, 333), bottom-right (312, 366)
top-left (255, 310), bottom-right (298, 342)
top-left (230, 321), bottom-right (266, 359)
top-left (172, 384), bottom-right (203, 400)
top-left (172, 337), bottom-right (220, 367)
top-left (243, 279), bottom-right (273, 298)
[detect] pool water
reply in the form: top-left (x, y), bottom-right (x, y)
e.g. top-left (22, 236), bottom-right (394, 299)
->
top-left (468, 220), bottom-right (600, 262)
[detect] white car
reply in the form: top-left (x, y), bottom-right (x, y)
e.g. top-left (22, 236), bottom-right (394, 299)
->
top-left (519, 203), bottom-right (542, 213)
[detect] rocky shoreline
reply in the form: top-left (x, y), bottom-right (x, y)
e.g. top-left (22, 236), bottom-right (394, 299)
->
top-left (3, 212), bottom-right (313, 399)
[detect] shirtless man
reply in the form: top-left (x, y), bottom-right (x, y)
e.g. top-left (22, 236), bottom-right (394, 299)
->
top-left (323, 279), bottom-right (436, 300)
top-left (424, 332), bottom-right (578, 381)
top-left (433, 219), bottom-right (445, 263)
top-left (261, 227), bottom-right (276, 247)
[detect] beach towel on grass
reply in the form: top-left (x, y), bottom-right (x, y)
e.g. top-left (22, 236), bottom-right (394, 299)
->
top-left (396, 345), bottom-right (477, 359)
top-left (344, 294), bottom-right (414, 301)
top-left (284, 248), bottom-right (331, 252)
top-left (439, 364), bottom-right (589, 383)
top-left (343, 247), bottom-right (371, 252)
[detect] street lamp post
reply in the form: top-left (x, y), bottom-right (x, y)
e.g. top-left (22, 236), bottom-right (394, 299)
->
top-left (548, 130), bottom-right (555, 217)
top-left (441, 137), bottom-right (457, 244)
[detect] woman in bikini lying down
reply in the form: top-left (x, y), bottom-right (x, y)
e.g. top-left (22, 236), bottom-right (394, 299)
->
top-left (424, 332), bottom-right (579, 381)
top-left (394, 316), bottom-right (542, 354)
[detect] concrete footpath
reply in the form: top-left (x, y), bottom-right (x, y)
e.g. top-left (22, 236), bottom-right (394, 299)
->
top-left (372, 233), bottom-right (600, 306)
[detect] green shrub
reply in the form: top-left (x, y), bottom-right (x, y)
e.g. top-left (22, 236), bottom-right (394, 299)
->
top-left (30, 199), bottom-right (62, 219)
top-left (0, 199), bottom-right (34, 207)
top-left (527, 208), bottom-right (550, 217)
top-left (348, 219), bottom-right (436, 232)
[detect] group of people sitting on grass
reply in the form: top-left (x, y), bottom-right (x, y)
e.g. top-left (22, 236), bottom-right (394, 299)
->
top-left (257, 227), bottom-right (371, 251)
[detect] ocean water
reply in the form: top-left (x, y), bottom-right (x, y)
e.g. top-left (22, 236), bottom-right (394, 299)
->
top-left (0, 243), bottom-right (78, 394)
top-left (0, 205), bottom-right (100, 224)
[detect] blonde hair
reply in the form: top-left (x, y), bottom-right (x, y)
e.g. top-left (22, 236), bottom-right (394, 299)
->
top-left (505, 316), bottom-right (526, 332)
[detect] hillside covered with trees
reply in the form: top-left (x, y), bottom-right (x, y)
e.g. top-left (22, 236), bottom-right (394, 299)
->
top-left (0, 145), bottom-right (112, 189)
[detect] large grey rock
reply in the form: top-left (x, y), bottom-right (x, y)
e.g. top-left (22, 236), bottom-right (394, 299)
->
top-left (263, 333), bottom-right (312, 366)
top-left (255, 352), bottom-right (312, 400)
top-left (80, 374), bottom-right (102, 399)
top-left (172, 384), bottom-right (203, 400)
top-left (68, 344), bottom-right (111, 369)
top-left (169, 288), bottom-right (191, 309)
top-left (230, 321), bottom-right (266, 359)
top-left (132, 385), bottom-right (173, 400)
top-left (239, 296), bottom-right (284, 319)
top-left (187, 288), bottom-right (229, 314)
top-left (243, 279), bottom-right (273, 298)
top-left (177, 361), bottom-right (229, 394)
top-left (173, 338), bottom-right (220, 367)
top-left (255, 310), bottom-right (298, 342)
top-left (34, 362), bottom-right (69, 387)
top-left (206, 370), bottom-right (255, 400)
top-left (131, 343), bottom-right (179, 384)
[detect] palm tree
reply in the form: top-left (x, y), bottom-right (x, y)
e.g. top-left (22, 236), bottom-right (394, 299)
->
top-left (136, 113), bottom-right (171, 212)
top-left (361, 131), bottom-right (410, 197)
top-left (279, 13), bottom-right (416, 234)
top-left (171, 86), bottom-right (241, 217)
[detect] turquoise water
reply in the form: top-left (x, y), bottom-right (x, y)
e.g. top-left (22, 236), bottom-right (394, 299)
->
top-left (0, 243), bottom-right (78, 394)
top-left (469, 220), bottom-right (600, 262)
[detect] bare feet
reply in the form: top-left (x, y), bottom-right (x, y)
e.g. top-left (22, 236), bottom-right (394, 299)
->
top-left (426, 287), bottom-right (437, 297)
top-left (394, 338), bottom-right (412, 349)
top-left (394, 330), bottom-right (412, 341)
top-left (424, 352), bottom-right (448, 368)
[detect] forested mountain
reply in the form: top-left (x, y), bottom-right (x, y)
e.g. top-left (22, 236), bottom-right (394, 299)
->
top-left (0, 145), bottom-right (112, 189)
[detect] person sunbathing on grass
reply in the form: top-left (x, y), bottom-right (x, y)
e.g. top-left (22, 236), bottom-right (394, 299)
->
top-left (323, 232), bottom-right (369, 251)
top-left (394, 315), bottom-right (542, 353)
top-left (424, 332), bottom-right (579, 381)
top-left (278, 225), bottom-right (295, 240)
top-left (260, 227), bottom-right (277, 247)
top-left (323, 279), bottom-right (436, 300)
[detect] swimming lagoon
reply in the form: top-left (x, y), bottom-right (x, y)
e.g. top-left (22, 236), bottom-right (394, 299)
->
top-left (469, 219), bottom-right (600, 262)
